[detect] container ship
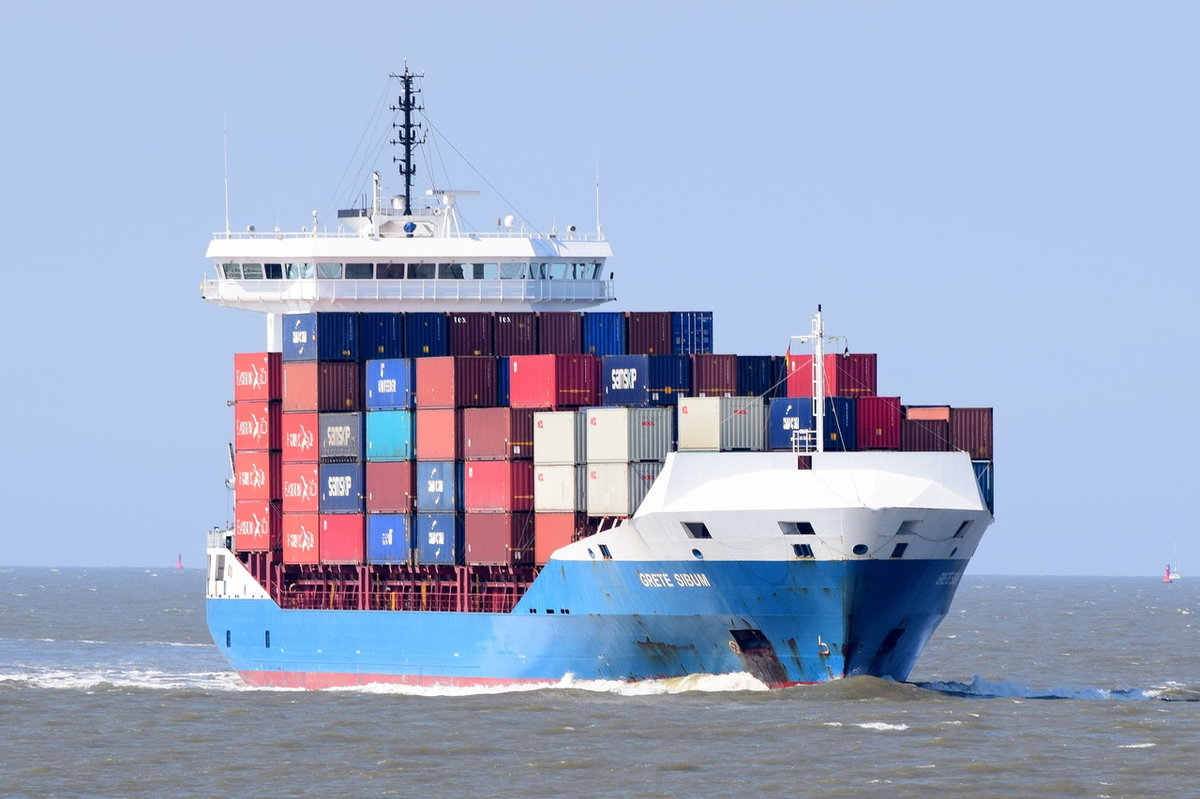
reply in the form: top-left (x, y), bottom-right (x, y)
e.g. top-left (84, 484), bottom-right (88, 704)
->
top-left (203, 69), bottom-right (995, 689)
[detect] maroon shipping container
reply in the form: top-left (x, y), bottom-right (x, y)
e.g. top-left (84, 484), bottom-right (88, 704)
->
top-left (856, 396), bottom-right (902, 450)
top-left (626, 311), bottom-right (672, 355)
top-left (786, 353), bottom-right (878, 398)
top-left (448, 312), bottom-right (495, 356)
top-left (536, 312), bottom-right (582, 354)
top-left (901, 418), bottom-right (950, 452)
top-left (366, 460), bottom-right (416, 512)
top-left (415, 356), bottom-right (497, 408)
top-left (234, 401), bottom-right (281, 452)
top-left (234, 352), bottom-right (281, 402)
top-left (508, 354), bottom-right (600, 409)
top-left (950, 407), bottom-right (994, 460)
top-left (415, 408), bottom-right (462, 461)
top-left (465, 512), bottom-right (534, 565)
top-left (281, 412), bottom-right (319, 463)
top-left (234, 499), bottom-right (281, 552)
top-left (493, 312), bottom-right (538, 356)
top-left (282, 361), bottom-right (361, 412)
top-left (234, 450), bottom-right (281, 501)
top-left (320, 513), bottom-right (365, 564)
top-left (464, 460), bottom-right (534, 512)
top-left (281, 462), bottom-right (320, 513)
top-left (282, 512), bottom-right (320, 564)
top-left (692, 354), bottom-right (738, 396)
top-left (462, 407), bottom-right (536, 460)
top-left (534, 512), bottom-right (593, 565)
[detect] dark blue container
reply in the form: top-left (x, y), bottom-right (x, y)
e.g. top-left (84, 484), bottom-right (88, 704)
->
top-left (737, 355), bottom-right (787, 399)
top-left (582, 312), bottom-right (627, 356)
top-left (318, 412), bottom-right (364, 461)
top-left (367, 513), bottom-right (413, 563)
top-left (364, 358), bottom-right (416, 410)
top-left (416, 460), bottom-right (463, 511)
top-left (403, 313), bottom-right (449, 358)
top-left (601, 354), bottom-right (692, 407)
top-left (415, 512), bottom-right (464, 565)
top-left (973, 460), bottom-right (995, 513)
top-left (359, 313), bottom-right (404, 360)
top-left (282, 312), bottom-right (358, 362)
top-left (495, 357), bottom-right (511, 407)
top-left (671, 311), bottom-right (714, 355)
top-left (319, 462), bottom-right (365, 513)
top-left (767, 397), bottom-right (857, 451)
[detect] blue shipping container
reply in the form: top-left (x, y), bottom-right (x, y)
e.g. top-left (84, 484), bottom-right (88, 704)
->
top-left (671, 311), bottom-right (714, 355)
top-left (495, 357), bottom-right (510, 407)
top-left (404, 313), bottom-right (449, 358)
top-left (416, 460), bottom-right (463, 511)
top-left (415, 512), bottom-right (463, 565)
top-left (282, 312), bottom-right (359, 362)
top-left (359, 313), bottom-right (404, 360)
top-left (319, 462), bottom-right (365, 513)
top-left (365, 410), bottom-right (415, 461)
top-left (367, 513), bottom-right (413, 563)
top-left (601, 354), bottom-right (692, 407)
top-left (582, 312), bottom-right (628, 356)
top-left (767, 397), bottom-right (858, 451)
top-left (972, 460), bottom-right (995, 513)
top-left (737, 355), bottom-right (786, 399)
top-left (365, 358), bottom-right (416, 410)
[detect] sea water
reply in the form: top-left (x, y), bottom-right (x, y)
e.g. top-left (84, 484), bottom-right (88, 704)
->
top-left (1, 568), bottom-right (1196, 798)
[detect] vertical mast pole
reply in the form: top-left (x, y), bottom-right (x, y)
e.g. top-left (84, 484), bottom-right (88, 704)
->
top-left (812, 306), bottom-right (825, 453)
top-left (390, 65), bottom-right (424, 216)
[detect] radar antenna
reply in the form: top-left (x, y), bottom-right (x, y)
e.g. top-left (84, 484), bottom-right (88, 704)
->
top-left (389, 64), bottom-right (426, 216)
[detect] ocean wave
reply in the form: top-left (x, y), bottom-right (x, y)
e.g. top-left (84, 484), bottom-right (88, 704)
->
top-left (333, 672), bottom-right (770, 697)
top-left (915, 675), bottom-right (1170, 701)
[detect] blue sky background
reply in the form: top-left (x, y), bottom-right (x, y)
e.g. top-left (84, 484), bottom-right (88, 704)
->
top-left (1, 2), bottom-right (1196, 574)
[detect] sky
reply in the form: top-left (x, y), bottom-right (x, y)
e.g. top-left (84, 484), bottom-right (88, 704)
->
top-left (0, 1), bottom-right (1196, 575)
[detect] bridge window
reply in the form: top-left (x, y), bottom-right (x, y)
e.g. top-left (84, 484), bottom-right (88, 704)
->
top-left (547, 263), bottom-right (569, 279)
top-left (437, 263), bottom-right (465, 279)
top-left (499, 263), bottom-right (526, 279)
top-left (241, 263), bottom-right (264, 279)
top-left (220, 263), bottom-right (241, 279)
top-left (345, 263), bottom-right (374, 279)
top-left (264, 263), bottom-right (283, 279)
top-left (317, 263), bottom-right (343, 279)
top-left (408, 263), bottom-right (435, 279)
top-left (377, 263), bottom-right (405, 279)
top-left (285, 263), bottom-right (315, 279)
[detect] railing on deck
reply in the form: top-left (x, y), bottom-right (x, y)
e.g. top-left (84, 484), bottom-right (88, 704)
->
top-left (202, 278), bottom-right (614, 305)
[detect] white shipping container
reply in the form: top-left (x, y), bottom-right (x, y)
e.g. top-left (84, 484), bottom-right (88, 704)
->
top-left (678, 397), bottom-right (766, 452)
top-left (533, 411), bottom-right (586, 465)
top-left (533, 464), bottom-right (586, 512)
top-left (585, 461), bottom-right (662, 516)
top-left (585, 407), bottom-right (674, 463)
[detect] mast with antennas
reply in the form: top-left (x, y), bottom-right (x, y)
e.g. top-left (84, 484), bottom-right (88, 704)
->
top-left (389, 64), bottom-right (426, 216)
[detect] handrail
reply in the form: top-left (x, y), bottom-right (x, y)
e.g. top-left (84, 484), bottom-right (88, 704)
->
top-left (201, 278), bottom-right (615, 304)
top-left (212, 229), bottom-right (606, 242)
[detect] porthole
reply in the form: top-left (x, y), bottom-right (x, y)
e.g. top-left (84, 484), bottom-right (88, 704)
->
top-left (852, 544), bottom-right (869, 556)
top-left (692, 549), bottom-right (704, 559)
top-left (587, 548), bottom-right (596, 559)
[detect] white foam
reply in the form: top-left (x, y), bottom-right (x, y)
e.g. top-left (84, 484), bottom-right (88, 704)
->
top-left (1118, 743), bottom-right (1155, 749)
top-left (332, 671), bottom-right (770, 697)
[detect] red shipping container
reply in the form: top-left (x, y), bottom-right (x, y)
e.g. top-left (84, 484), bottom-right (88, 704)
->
top-left (320, 513), bottom-right (365, 564)
top-left (626, 312), bottom-right (672, 355)
top-left (692, 354), bottom-right (738, 396)
top-left (534, 512), bottom-right (590, 565)
top-left (465, 512), bottom-right (534, 565)
top-left (281, 462), bottom-right (320, 513)
top-left (234, 499), bottom-right (281, 551)
top-left (786, 353), bottom-right (877, 398)
top-left (509, 354), bottom-right (600, 409)
top-left (448, 312), bottom-right (495, 356)
top-left (415, 356), bottom-right (497, 408)
top-left (283, 361), bottom-right (361, 412)
top-left (234, 450), bottom-right (281, 501)
top-left (281, 412), bottom-right (320, 462)
top-left (462, 407), bottom-right (536, 460)
top-left (493, 312), bottom-right (538, 356)
top-left (464, 460), bottom-right (534, 512)
top-left (415, 408), bottom-right (461, 461)
top-left (536, 312), bottom-right (582, 354)
top-left (233, 352), bottom-right (281, 402)
top-left (950, 407), bottom-right (993, 460)
top-left (856, 396), bottom-right (902, 450)
top-left (234, 401), bottom-right (281, 452)
top-left (906, 406), bottom-right (950, 422)
top-left (282, 512), bottom-right (320, 564)
top-left (901, 418), bottom-right (950, 452)
top-left (366, 460), bottom-right (416, 512)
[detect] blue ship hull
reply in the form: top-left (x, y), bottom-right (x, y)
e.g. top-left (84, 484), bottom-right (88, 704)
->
top-left (207, 557), bottom-right (966, 688)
